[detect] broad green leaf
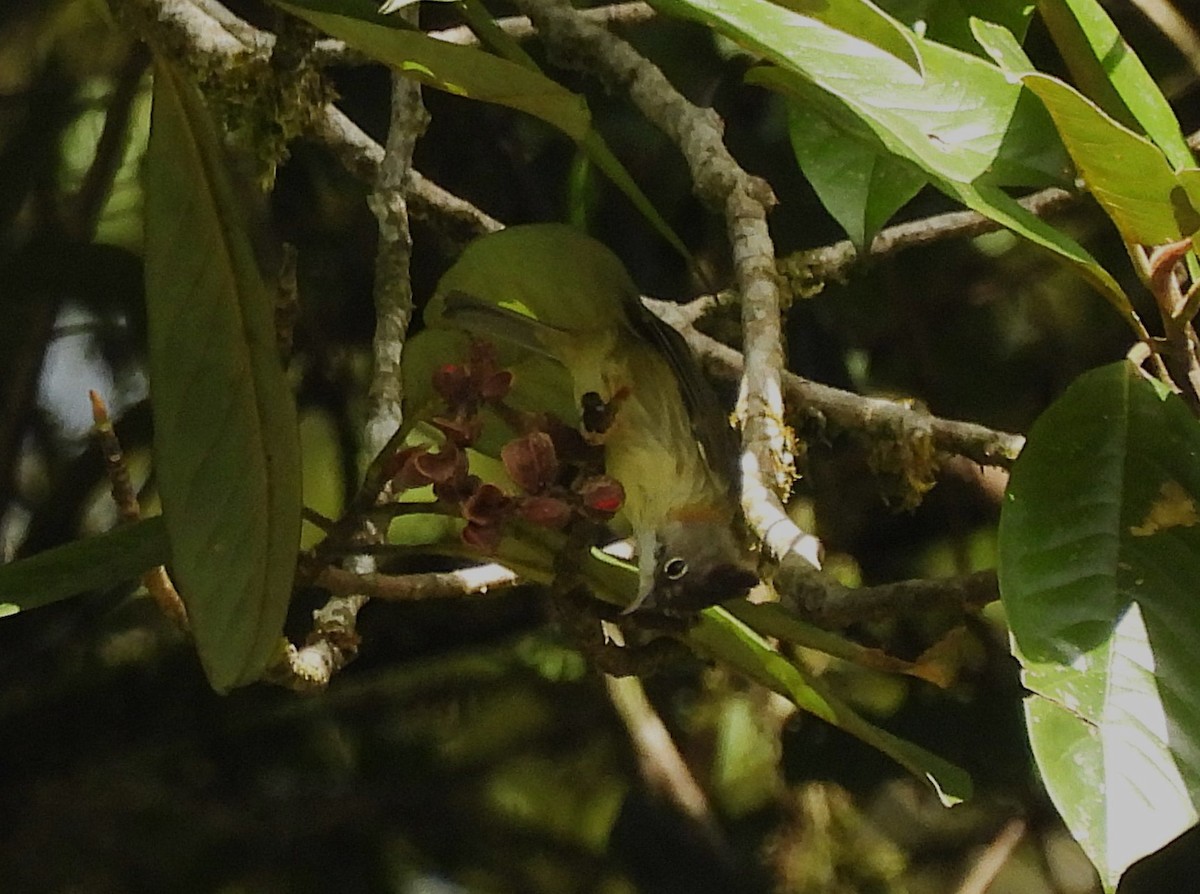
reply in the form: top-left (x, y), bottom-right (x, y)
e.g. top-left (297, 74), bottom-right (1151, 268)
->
top-left (787, 101), bottom-right (927, 249)
top-left (277, 0), bottom-right (690, 260)
top-left (774, 0), bottom-right (922, 72)
top-left (689, 607), bottom-right (972, 805)
top-left (0, 518), bottom-right (170, 616)
top-left (740, 22), bottom-right (1136, 319)
top-left (999, 361), bottom-right (1200, 890)
top-left (664, 0), bottom-right (1069, 187)
top-left (1036, 0), bottom-right (1193, 169)
top-left (144, 59), bottom-right (302, 691)
top-left (1022, 74), bottom-right (1200, 247)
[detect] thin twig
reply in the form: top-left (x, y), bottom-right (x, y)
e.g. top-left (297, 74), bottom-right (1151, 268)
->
top-left (782, 187), bottom-right (1078, 292)
top-left (88, 391), bottom-right (188, 629)
top-left (774, 566), bottom-right (999, 628)
top-left (310, 104), bottom-right (502, 247)
top-left (315, 562), bottom-right (519, 599)
top-left (69, 43), bottom-right (151, 241)
top-left (953, 819), bottom-right (1027, 894)
top-left (273, 54), bottom-right (430, 689)
top-left (605, 670), bottom-right (727, 850)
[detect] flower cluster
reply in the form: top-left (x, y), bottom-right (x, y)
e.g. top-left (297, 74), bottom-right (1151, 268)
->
top-left (388, 340), bottom-right (624, 551)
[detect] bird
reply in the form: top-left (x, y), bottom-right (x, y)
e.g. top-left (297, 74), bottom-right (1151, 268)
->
top-left (429, 223), bottom-right (756, 614)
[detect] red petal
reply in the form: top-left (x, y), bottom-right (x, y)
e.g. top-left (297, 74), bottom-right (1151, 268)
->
top-left (579, 476), bottom-right (625, 515)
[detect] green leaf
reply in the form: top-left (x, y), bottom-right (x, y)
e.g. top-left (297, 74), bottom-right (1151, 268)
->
top-left (0, 518), bottom-right (170, 616)
top-left (1036, 0), bottom-right (1193, 169)
top-left (787, 100), bottom-right (927, 249)
top-left (774, 0), bottom-right (923, 73)
top-left (1022, 74), bottom-right (1200, 247)
top-left (689, 607), bottom-right (972, 805)
top-left (144, 59), bottom-right (302, 691)
top-left (731, 13), bottom-right (1139, 318)
top-left (278, 0), bottom-right (590, 138)
top-left (667, 0), bottom-right (1069, 187)
top-left (999, 361), bottom-right (1200, 890)
top-left (277, 0), bottom-right (691, 261)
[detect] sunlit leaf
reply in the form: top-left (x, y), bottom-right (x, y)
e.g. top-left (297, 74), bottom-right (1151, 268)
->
top-left (1036, 0), bottom-right (1193, 169)
top-left (144, 58), bottom-right (302, 691)
top-left (775, 0), bottom-right (922, 72)
top-left (999, 361), bottom-right (1200, 890)
top-left (969, 16), bottom-right (1032, 74)
top-left (690, 607), bottom-right (973, 805)
top-left (0, 518), bottom-right (169, 616)
top-left (1022, 74), bottom-right (1200, 248)
top-left (671, 0), bottom-right (1069, 187)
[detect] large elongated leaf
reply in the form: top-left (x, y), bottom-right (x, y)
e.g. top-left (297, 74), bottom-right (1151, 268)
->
top-left (707, 2), bottom-right (1135, 310)
top-left (278, 0), bottom-right (690, 259)
top-left (689, 607), bottom-right (972, 806)
top-left (278, 0), bottom-right (590, 138)
top-left (0, 518), bottom-right (170, 616)
top-left (1036, 0), bottom-right (1193, 170)
top-left (999, 362), bottom-right (1200, 890)
top-left (1021, 75), bottom-right (1200, 248)
top-left (144, 59), bottom-right (302, 691)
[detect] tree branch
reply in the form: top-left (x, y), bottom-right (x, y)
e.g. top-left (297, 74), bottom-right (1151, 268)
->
top-left (509, 0), bottom-right (822, 578)
top-left (644, 300), bottom-right (1025, 469)
top-left (315, 562), bottom-right (519, 599)
top-left (781, 186), bottom-right (1078, 292)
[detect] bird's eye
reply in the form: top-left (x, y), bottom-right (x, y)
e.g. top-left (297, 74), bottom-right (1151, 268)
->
top-left (663, 557), bottom-right (689, 580)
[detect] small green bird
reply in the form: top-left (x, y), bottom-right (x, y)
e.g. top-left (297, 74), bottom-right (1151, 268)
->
top-left (430, 224), bottom-right (756, 614)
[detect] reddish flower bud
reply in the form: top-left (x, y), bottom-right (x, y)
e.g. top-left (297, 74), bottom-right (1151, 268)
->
top-left (467, 339), bottom-right (501, 375)
top-left (501, 432), bottom-right (559, 494)
top-left (578, 476), bottom-right (624, 515)
top-left (479, 369), bottom-right (514, 401)
top-left (432, 415), bottom-right (483, 447)
top-left (432, 363), bottom-right (472, 406)
top-left (414, 441), bottom-right (466, 484)
top-left (462, 482), bottom-right (512, 526)
top-left (389, 445), bottom-right (433, 490)
top-left (434, 472), bottom-right (481, 505)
